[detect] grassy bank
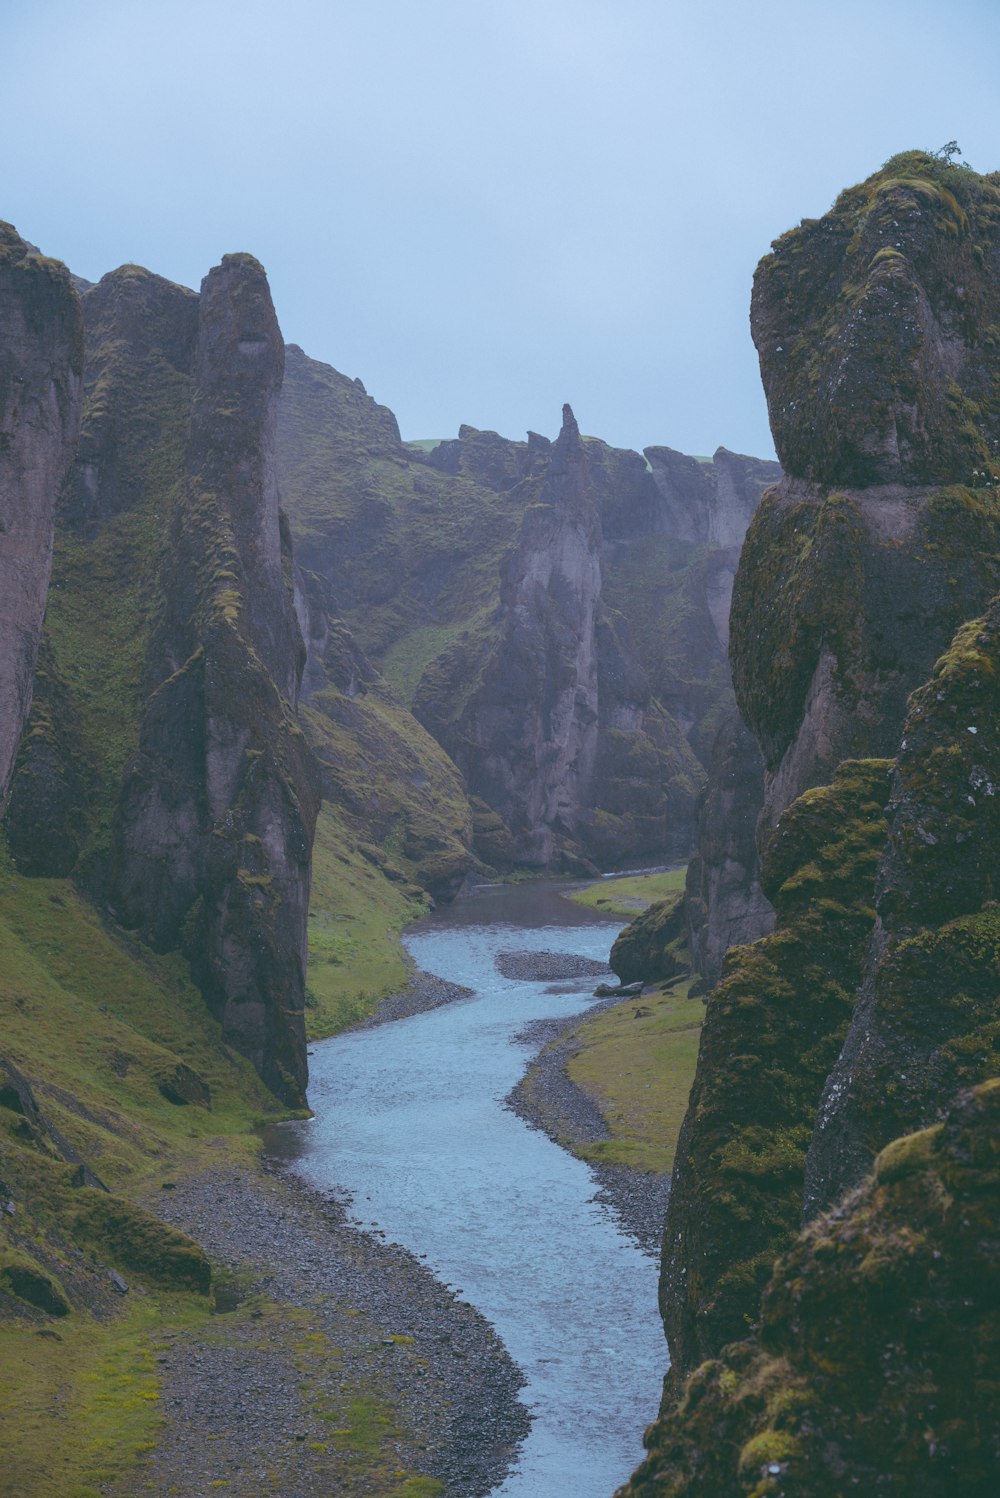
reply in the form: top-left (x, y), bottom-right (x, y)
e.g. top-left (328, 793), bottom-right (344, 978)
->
top-left (565, 980), bottom-right (702, 1173)
top-left (569, 866), bottom-right (686, 920)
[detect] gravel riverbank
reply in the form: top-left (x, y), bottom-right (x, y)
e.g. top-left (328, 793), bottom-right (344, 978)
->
top-left (120, 1159), bottom-right (529, 1498)
top-left (506, 1003), bottom-right (671, 1259)
top-left (344, 970), bottom-right (474, 1031)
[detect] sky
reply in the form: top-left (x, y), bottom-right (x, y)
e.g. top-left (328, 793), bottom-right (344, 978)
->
top-left (3, 0), bottom-right (999, 460)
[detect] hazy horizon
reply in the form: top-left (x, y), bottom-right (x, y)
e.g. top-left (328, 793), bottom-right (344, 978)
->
top-left (4, 0), bottom-right (999, 460)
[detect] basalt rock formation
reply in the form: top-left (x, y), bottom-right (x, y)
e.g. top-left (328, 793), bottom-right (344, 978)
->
top-left (619, 1080), bottom-right (1000, 1498)
top-left (806, 591), bottom-right (1000, 1214)
top-left (684, 710), bottom-right (773, 990)
top-left (627, 152), bottom-right (1000, 1494)
top-left (277, 346), bottom-right (777, 871)
top-left (0, 224), bottom-right (83, 808)
top-left (112, 255), bottom-right (320, 1105)
top-left (661, 759), bottom-right (892, 1377)
top-left (734, 152), bottom-right (1000, 836)
top-left (5, 255), bottom-right (320, 1105)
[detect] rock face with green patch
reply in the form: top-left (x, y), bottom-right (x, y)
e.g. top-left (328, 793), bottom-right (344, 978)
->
top-left (112, 256), bottom-right (320, 1105)
top-left (806, 592), bottom-right (1000, 1213)
top-left (618, 1080), bottom-right (1000, 1498)
top-left (0, 223), bottom-right (83, 807)
top-left (734, 154), bottom-right (1000, 838)
top-left (661, 759), bottom-right (892, 1379)
top-left (609, 891), bottom-right (687, 985)
top-left (753, 151), bottom-right (1000, 488)
top-left (684, 710), bottom-right (773, 989)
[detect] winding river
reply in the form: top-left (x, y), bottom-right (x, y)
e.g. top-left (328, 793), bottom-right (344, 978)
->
top-left (281, 881), bottom-right (667, 1497)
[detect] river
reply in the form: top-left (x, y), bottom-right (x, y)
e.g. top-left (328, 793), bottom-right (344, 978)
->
top-left (278, 880), bottom-right (667, 1497)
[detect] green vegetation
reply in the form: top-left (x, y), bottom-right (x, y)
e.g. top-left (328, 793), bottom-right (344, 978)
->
top-left (565, 982), bottom-right (702, 1173)
top-left (304, 805), bottom-right (426, 1036)
top-left (620, 1080), bottom-right (1000, 1497)
top-left (569, 866), bottom-right (686, 918)
top-left (661, 760), bottom-right (893, 1373)
top-left (0, 1293), bottom-right (200, 1498)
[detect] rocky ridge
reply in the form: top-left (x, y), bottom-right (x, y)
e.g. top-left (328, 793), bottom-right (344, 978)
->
top-left (0, 223), bottom-right (83, 808)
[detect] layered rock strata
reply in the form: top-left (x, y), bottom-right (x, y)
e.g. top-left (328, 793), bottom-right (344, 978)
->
top-left (0, 224), bottom-right (83, 806)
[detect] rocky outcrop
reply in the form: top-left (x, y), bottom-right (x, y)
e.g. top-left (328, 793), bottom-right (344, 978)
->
top-left (416, 406), bottom-right (602, 868)
top-left (661, 760), bottom-right (891, 1380)
top-left (685, 711), bottom-right (773, 990)
top-left (733, 154), bottom-right (1000, 836)
top-left (755, 151), bottom-right (1000, 489)
top-left (111, 256), bottom-right (320, 1105)
top-left (619, 1080), bottom-right (1000, 1498)
top-left (609, 892), bottom-right (687, 986)
top-left (806, 593), bottom-right (1000, 1214)
top-left (277, 349), bottom-right (773, 872)
top-left (0, 224), bottom-right (83, 807)
top-left (631, 151), bottom-right (1000, 1490)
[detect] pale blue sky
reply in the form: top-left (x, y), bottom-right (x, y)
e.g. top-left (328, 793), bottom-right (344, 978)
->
top-left (4, 0), bottom-right (998, 459)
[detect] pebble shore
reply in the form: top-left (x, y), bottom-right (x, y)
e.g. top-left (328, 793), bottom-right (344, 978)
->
top-left (503, 962), bottom-right (671, 1258)
top-left (120, 1159), bottom-right (529, 1498)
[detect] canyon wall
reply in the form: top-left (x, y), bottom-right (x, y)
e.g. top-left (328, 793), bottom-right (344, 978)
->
top-left (0, 224), bottom-right (83, 807)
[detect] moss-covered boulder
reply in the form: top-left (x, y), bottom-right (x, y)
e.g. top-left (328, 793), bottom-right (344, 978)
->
top-left (619, 1079), bottom-right (1000, 1498)
top-left (661, 760), bottom-right (892, 1379)
top-left (610, 893), bottom-right (688, 986)
top-left (753, 151), bottom-right (1000, 488)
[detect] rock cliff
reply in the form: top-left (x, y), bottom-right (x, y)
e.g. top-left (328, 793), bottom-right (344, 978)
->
top-left (806, 591), bottom-right (1000, 1213)
top-left (619, 1081), bottom-right (1000, 1498)
top-left (277, 347), bottom-right (775, 872)
top-left (629, 151), bottom-right (1000, 1491)
top-left (734, 152), bottom-right (1000, 835)
top-left (112, 256), bottom-right (319, 1104)
top-left (0, 224), bottom-right (83, 807)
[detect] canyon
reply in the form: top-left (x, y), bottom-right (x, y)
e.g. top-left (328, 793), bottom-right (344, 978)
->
top-left (2, 146), bottom-right (999, 1498)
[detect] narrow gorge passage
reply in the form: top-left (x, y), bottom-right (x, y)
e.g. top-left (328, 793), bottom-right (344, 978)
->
top-left (276, 882), bottom-right (667, 1498)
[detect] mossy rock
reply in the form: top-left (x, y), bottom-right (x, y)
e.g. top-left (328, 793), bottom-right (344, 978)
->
top-left (661, 760), bottom-right (892, 1378)
top-left (620, 1080), bottom-right (1000, 1497)
top-left (72, 1189), bottom-right (211, 1293)
top-left (0, 1248), bottom-right (71, 1317)
top-left (752, 151), bottom-right (1000, 487)
top-left (610, 893), bottom-right (688, 985)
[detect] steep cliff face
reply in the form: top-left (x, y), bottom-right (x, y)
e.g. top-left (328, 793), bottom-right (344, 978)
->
top-left (661, 760), bottom-right (891, 1379)
top-left (277, 348), bottom-right (773, 871)
top-left (684, 711), bottom-right (773, 990)
top-left (416, 407), bottom-right (603, 867)
top-left (806, 593), bottom-right (1000, 1213)
top-left (619, 1081), bottom-right (1000, 1498)
top-left (5, 264), bottom-right (197, 880)
top-left (0, 224), bottom-right (83, 807)
top-left (112, 256), bottom-right (319, 1104)
top-left (734, 153), bottom-right (1000, 834)
top-left (629, 150), bottom-right (1000, 1495)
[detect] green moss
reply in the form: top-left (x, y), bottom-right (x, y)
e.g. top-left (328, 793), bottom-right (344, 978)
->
top-left (662, 760), bottom-right (892, 1373)
top-left (622, 1080), bottom-right (1000, 1497)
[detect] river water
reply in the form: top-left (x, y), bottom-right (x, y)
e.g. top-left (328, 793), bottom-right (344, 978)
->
top-left (279, 881), bottom-right (667, 1497)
